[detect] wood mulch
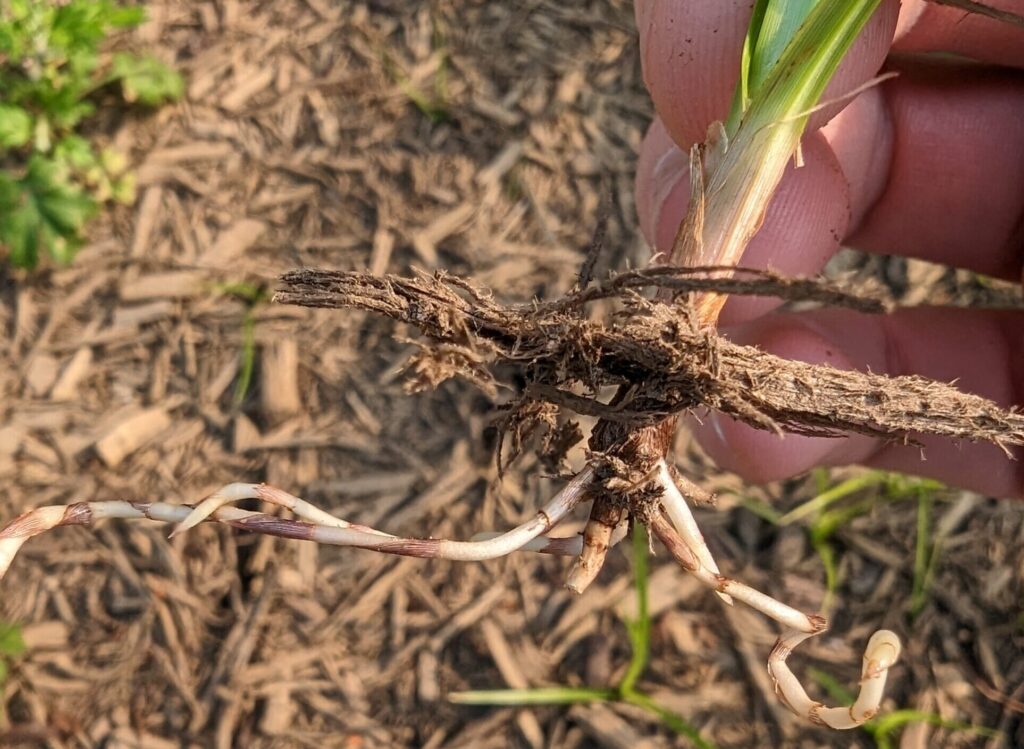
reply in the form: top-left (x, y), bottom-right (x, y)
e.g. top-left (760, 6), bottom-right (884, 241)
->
top-left (1, 1), bottom-right (1022, 747)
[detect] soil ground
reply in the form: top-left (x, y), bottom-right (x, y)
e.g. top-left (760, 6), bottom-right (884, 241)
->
top-left (1, 2), bottom-right (1022, 748)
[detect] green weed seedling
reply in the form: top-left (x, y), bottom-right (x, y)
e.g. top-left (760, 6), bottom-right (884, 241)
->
top-left (0, 621), bottom-right (25, 688)
top-left (211, 281), bottom-right (271, 405)
top-left (743, 470), bottom-right (944, 613)
top-left (0, 0), bottom-right (183, 268)
top-left (450, 525), bottom-right (718, 749)
top-left (0, 620), bottom-right (25, 728)
top-left (379, 15), bottom-right (449, 124)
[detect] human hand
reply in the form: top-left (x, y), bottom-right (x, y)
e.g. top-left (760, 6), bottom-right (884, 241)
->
top-left (633, 0), bottom-right (1024, 497)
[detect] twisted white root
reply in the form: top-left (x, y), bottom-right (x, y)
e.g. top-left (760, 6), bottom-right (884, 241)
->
top-left (770, 628), bottom-right (900, 728)
top-left (649, 510), bottom-right (900, 729)
top-left (0, 466), bottom-right (595, 580)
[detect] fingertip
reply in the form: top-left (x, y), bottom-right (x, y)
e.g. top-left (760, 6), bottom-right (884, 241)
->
top-left (847, 62), bottom-right (1024, 277)
top-left (636, 0), bottom-right (751, 148)
top-left (696, 411), bottom-right (840, 484)
top-left (866, 437), bottom-right (1024, 500)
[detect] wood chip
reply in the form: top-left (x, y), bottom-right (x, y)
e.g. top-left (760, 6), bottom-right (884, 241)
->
top-left (568, 704), bottom-right (666, 749)
top-left (556, 68), bottom-right (585, 104)
top-left (417, 650), bottom-right (440, 702)
top-left (222, 66), bottom-right (276, 112)
top-left (120, 271), bottom-right (207, 301)
top-left (476, 141), bottom-right (524, 187)
top-left (136, 1), bottom-right (164, 41)
top-left (145, 142), bottom-right (235, 165)
top-left (481, 619), bottom-right (529, 688)
top-left (900, 715), bottom-right (933, 749)
top-left (21, 620), bottom-right (69, 649)
top-left (50, 346), bottom-right (93, 401)
top-left (481, 619), bottom-right (546, 749)
top-left (429, 584), bottom-right (507, 650)
top-left (307, 89), bottom-right (340, 147)
top-left (107, 727), bottom-right (181, 749)
top-left (370, 226), bottom-right (394, 277)
top-left (0, 424), bottom-right (25, 476)
top-left (131, 186), bottom-right (164, 257)
top-left (24, 354), bottom-right (59, 397)
top-left (135, 164), bottom-right (216, 194)
top-left (233, 413), bottom-right (262, 452)
top-left (94, 407), bottom-right (173, 467)
top-left (260, 338), bottom-right (302, 423)
top-left (412, 202), bottom-right (476, 267)
top-left (933, 662), bottom-right (975, 701)
top-left (515, 713), bottom-right (544, 749)
top-left (201, 218), bottom-right (267, 267)
top-left (258, 684), bottom-right (295, 735)
top-left (110, 301), bottom-right (176, 331)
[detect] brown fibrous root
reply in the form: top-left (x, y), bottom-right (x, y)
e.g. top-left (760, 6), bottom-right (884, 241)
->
top-left (276, 267), bottom-right (1024, 452)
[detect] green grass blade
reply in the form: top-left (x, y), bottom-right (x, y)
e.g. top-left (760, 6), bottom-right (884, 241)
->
top-left (810, 536), bottom-right (839, 610)
top-left (728, 0), bottom-right (770, 124)
top-left (871, 710), bottom-right (1000, 748)
top-left (233, 312), bottom-right (257, 405)
top-left (779, 472), bottom-right (884, 525)
top-left (883, 473), bottom-right (945, 499)
top-left (910, 489), bottom-right (932, 618)
top-left (449, 687), bottom-right (614, 705)
top-left (618, 523), bottom-right (650, 694)
top-left (747, 0), bottom-right (821, 93)
top-left (693, 0), bottom-right (882, 276)
top-left (0, 622), bottom-right (25, 657)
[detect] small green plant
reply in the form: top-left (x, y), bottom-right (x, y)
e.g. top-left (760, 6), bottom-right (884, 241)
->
top-left (211, 281), bottom-right (271, 404)
top-left (808, 666), bottom-right (999, 749)
top-left (380, 15), bottom-right (449, 124)
top-left (0, 621), bottom-right (25, 686)
top-left (0, 0), bottom-right (183, 268)
top-left (742, 470), bottom-right (943, 612)
top-left (450, 525), bottom-right (718, 749)
top-left (0, 620), bottom-right (24, 729)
